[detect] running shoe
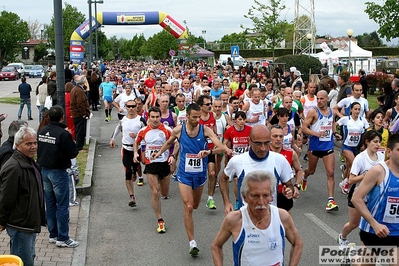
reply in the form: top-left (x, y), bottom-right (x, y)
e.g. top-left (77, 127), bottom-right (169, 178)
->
top-left (339, 164), bottom-right (346, 173)
top-left (339, 179), bottom-right (349, 195)
top-left (206, 199), bottom-right (217, 210)
top-left (303, 154), bottom-right (308, 163)
top-left (189, 241), bottom-right (199, 257)
top-left (129, 196), bottom-right (137, 207)
top-left (160, 195), bottom-right (170, 200)
top-left (337, 234), bottom-right (349, 250)
top-left (157, 221), bottom-right (166, 233)
top-left (326, 200), bottom-right (339, 212)
top-left (215, 182), bottom-right (219, 188)
top-left (340, 153), bottom-right (345, 163)
top-left (108, 115), bottom-right (112, 121)
top-left (105, 117), bottom-right (109, 122)
top-left (234, 200), bottom-right (240, 211)
top-left (49, 237), bottom-right (57, 244)
top-left (56, 238), bottom-right (79, 248)
top-left (137, 178), bottom-right (144, 186)
top-left (300, 178), bottom-right (307, 192)
top-left (69, 201), bottom-right (79, 207)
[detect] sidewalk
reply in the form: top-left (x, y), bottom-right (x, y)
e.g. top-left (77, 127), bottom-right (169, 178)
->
top-left (0, 100), bottom-right (96, 266)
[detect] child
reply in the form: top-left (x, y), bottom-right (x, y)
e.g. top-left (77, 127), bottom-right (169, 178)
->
top-left (67, 158), bottom-right (79, 207)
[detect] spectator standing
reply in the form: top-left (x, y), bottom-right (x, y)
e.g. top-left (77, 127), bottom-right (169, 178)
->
top-left (358, 69), bottom-right (368, 99)
top-left (0, 126), bottom-right (45, 266)
top-left (37, 106), bottom-right (79, 248)
top-left (47, 71), bottom-right (57, 106)
top-left (17, 77), bottom-right (33, 120)
top-left (70, 75), bottom-right (91, 151)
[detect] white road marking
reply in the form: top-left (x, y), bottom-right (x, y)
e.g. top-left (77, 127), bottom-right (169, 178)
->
top-left (304, 213), bottom-right (339, 240)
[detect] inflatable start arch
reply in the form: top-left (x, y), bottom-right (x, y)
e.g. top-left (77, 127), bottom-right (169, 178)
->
top-left (70, 11), bottom-right (188, 63)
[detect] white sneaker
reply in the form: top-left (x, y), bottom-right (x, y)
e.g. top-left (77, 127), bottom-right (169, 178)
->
top-left (69, 201), bottom-right (79, 207)
top-left (49, 237), bottom-right (57, 244)
top-left (337, 234), bottom-right (349, 250)
top-left (339, 179), bottom-right (349, 195)
top-left (56, 238), bottom-right (79, 248)
top-left (189, 240), bottom-right (199, 257)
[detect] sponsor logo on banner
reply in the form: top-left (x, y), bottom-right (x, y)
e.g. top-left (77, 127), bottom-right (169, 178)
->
top-left (117, 14), bottom-right (145, 24)
top-left (161, 15), bottom-right (184, 36)
top-left (70, 46), bottom-right (84, 52)
top-left (79, 21), bottom-right (90, 36)
top-left (71, 52), bottom-right (84, 58)
top-left (70, 41), bottom-right (84, 46)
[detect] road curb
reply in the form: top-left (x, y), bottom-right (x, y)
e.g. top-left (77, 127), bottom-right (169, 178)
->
top-left (72, 195), bottom-right (91, 265)
top-left (76, 138), bottom-right (96, 195)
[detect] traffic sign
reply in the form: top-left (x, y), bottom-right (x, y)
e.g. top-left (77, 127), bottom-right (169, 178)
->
top-left (231, 45), bottom-right (240, 58)
top-left (169, 50), bottom-right (176, 56)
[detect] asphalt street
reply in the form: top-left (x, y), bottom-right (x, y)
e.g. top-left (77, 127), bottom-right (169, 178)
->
top-left (0, 78), bottom-right (359, 266)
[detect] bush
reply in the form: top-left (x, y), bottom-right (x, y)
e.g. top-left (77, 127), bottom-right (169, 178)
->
top-left (274, 54), bottom-right (323, 81)
top-left (366, 72), bottom-right (391, 90)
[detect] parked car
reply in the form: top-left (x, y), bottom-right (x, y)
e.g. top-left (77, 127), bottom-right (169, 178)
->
top-left (7, 63), bottom-right (25, 78)
top-left (29, 65), bottom-right (45, 78)
top-left (25, 65), bottom-right (33, 74)
top-left (0, 66), bottom-right (19, 81)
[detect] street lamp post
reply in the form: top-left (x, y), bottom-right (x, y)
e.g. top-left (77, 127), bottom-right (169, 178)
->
top-left (202, 30), bottom-right (206, 49)
top-left (346, 29), bottom-right (354, 75)
top-left (88, 0), bottom-right (93, 68)
top-left (23, 47), bottom-right (28, 65)
top-left (306, 33), bottom-right (312, 59)
top-left (94, 0), bottom-right (104, 60)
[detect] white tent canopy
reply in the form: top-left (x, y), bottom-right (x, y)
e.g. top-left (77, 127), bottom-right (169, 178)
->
top-left (329, 40), bottom-right (372, 58)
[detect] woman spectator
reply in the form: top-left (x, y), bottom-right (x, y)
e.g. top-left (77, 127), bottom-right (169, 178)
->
top-left (379, 81), bottom-right (393, 112)
top-left (327, 79), bottom-right (339, 108)
top-left (37, 76), bottom-right (48, 122)
top-left (65, 82), bottom-right (75, 139)
top-left (88, 69), bottom-right (101, 111)
top-left (47, 71), bottom-right (57, 106)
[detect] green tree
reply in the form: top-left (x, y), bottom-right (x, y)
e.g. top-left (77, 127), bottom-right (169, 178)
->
top-left (242, 0), bottom-right (288, 61)
top-left (355, 31), bottom-right (383, 47)
top-left (0, 11), bottom-right (30, 64)
top-left (365, 0), bottom-right (399, 41)
top-left (47, 3), bottom-right (86, 58)
top-left (141, 30), bottom-right (178, 59)
top-left (34, 42), bottom-right (48, 62)
top-left (131, 34), bottom-right (146, 59)
top-left (97, 31), bottom-right (112, 59)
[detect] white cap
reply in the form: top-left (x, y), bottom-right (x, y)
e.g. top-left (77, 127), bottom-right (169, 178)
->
top-left (294, 70), bottom-right (301, 76)
top-left (290, 66), bottom-right (297, 72)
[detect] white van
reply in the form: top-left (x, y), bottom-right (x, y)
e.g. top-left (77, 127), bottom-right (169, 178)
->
top-left (7, 63), bottom-right (26, 78)
top-left (218, 54), bottom-right (247, 70)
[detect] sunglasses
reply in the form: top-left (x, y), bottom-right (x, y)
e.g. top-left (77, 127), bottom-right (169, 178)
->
top-left (203, 90), bottom-right (210, 93)
top-left (126, 105), bottom-right (137, 108)
top-left (202, 102), bottom-right (212, 106)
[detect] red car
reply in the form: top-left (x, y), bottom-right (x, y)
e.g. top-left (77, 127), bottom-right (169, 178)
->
top-left (0, 66), bottom-right (19, 81)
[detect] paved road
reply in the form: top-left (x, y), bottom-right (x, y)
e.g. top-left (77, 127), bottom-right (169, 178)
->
top-left (86, 110), bottom-right (357, 265)
top-left (0, 79), bottom-right (358, 265)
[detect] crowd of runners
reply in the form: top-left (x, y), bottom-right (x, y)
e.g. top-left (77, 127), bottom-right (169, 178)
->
top-left (86, 59), bottom-right (399, 264)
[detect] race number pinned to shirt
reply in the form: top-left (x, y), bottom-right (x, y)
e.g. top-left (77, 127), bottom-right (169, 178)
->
top-left (320, 122), bottom-right (332, 142)
top-left (383, 196), bottom-right (399, 224)
top-left (146, 145), bottom-right (164, 162)
top-left (185, 153), bottom-right (203, 172)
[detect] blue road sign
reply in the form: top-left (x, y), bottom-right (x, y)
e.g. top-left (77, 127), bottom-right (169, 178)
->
top-left (231, 45), bottom-right (239, 58)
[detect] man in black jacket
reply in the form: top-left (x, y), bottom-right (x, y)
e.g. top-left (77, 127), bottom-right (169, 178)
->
top-left (37, 106), bottom-right (79, 248)
top-left (0, 126), bottom-right (45, 266)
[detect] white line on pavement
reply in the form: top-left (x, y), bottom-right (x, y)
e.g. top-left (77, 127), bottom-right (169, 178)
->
top-left (304, 213), bottom-right (339, 240)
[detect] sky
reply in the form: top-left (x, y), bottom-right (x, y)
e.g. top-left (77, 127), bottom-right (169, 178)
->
top-left (3, 0), bottom-right (396, 45)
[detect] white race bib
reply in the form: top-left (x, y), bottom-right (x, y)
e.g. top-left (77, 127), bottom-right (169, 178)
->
top-left (185, 153), bottom-right (203, 172)
top-left (382, 196), bottom-right (399, 224)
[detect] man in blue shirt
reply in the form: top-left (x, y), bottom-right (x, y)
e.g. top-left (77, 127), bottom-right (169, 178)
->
top-left (17, 77), bottom-right (33, 120)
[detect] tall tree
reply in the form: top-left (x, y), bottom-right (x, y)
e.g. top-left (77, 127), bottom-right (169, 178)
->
top-left (241, 0), bottom-right (288, 61)
top-left (97, 31), bottom-right (112, 59)
top-left (28, 19), bottom-right (42, 40)
top-left (141, 30), bottom-right (178, 59)
top-left (355, 31), bottom-right (383, 47)
top-left (0, 11), bottom-right (30, 63)
top-left (365, 0), bottom-right (399, 41)
top-left (34, 42), bottom-right (48, 62)
top-left (47, 3), bottom-right (86, 58)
